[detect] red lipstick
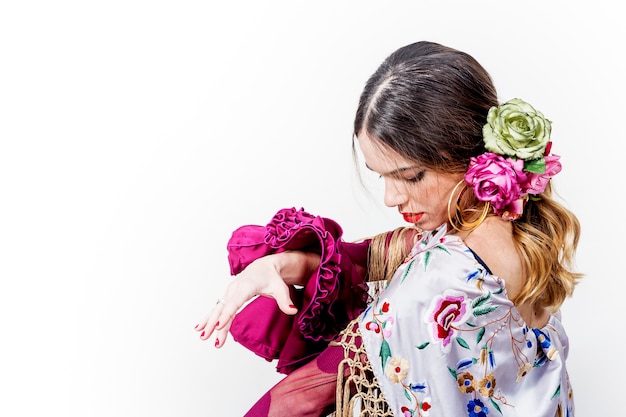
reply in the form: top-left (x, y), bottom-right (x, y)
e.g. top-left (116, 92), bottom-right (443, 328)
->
top-left (402, 212), bottom-right (423, 223)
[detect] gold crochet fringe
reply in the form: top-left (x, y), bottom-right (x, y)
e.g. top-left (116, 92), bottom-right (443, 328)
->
top-left (328, 318), bottom-right (392, 417)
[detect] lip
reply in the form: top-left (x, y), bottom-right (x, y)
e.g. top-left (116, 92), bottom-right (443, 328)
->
top-left (401, 212), bottom-right (423, 223)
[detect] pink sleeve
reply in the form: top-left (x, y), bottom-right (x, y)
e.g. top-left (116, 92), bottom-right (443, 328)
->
top-left (226, 207), bottom-right (371, 374)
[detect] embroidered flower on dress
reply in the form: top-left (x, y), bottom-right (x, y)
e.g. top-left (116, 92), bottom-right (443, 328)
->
top-left (424, 289), bottom-right (472, 352)
top-left (516, 363), bottom-right (533, 382)
top-left (457, 372), bottom-right (477, 394)
top-left (532, 328), bottom-right (559, 367)
top-left (384, 357), bottom-right (409, 383)
top-left (401, 399), bottom-right (432, 417)
top-left (478, 373), bottom-right (496, 397)
top-left (467, 398), bottom-right (489, 417)
top-left (364, 298), bottom-right (395, 337)
top-left (464, 98), bottom-right (562, 221)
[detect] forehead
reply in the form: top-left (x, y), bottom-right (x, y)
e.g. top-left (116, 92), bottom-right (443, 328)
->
top-left (357, 132), bottom-right (416, 173)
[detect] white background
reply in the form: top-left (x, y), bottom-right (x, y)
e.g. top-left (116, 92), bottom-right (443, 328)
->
top-left (1, 1), bottom-right (622, 416)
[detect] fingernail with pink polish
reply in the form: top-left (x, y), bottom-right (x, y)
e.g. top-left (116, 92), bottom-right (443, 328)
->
top-left (289, 304), bottom-right (296, 309)
top-left (214, 338), bottom-right (219, 347)
top-left (200, 331), bottom-right (205, 338)
top-left (216, 321), bottom-right (220, 327)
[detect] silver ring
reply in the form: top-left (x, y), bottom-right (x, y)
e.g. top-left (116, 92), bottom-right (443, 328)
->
top-left (216, 298), bottom-right (226, 306)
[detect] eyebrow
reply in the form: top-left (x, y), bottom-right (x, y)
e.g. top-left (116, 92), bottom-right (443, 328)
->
top-left (365, 163), bottom-right (422, 177)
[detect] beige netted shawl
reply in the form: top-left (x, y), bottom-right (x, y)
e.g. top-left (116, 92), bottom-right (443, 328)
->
top-left (328, 226), bottom-right (421, 417)
top-left (328, 319), bottom-right (393, 417)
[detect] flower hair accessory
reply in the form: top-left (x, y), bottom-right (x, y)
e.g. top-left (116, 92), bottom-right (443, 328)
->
top-left (464, 98), bottom-right (562, 221)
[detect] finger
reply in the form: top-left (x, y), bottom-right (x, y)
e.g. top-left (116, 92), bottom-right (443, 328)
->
top-left (213, 323), bottom-right (230, 348)
top-left (197, 298), bottom-right (228, 341)
top-left (211, 297), bottom-right (240, 347)
top-left (213, 296), bottom-right (238, 331)
top-left (194, 319), bottom-right (207, 332)
top-left (271, 285), bottom-right (299, 315)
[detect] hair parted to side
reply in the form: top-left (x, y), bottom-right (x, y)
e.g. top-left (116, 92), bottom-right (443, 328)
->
top-left (353, 41), bottom-right (498, 174)
top-left (355, 41), bottom-right (582, 312)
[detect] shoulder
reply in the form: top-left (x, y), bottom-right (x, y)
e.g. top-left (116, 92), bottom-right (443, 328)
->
top-left (460, 217), bottom-right (524, 295)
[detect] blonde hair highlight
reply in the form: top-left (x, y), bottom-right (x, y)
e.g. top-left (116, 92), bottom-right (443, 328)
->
top-left (511, 184), bottom-right (582, 311)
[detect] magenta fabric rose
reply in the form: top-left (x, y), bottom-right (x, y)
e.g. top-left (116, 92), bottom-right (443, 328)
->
top-left (498, 196), bottom-right (527, 221)
top-left (464, 153), bottom-right (527, 212)
top-left (521, 154), bottom-right (562, 195)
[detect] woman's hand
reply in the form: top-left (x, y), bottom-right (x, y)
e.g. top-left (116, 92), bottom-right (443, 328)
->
top-left (194, 250), bottom-right (320, 348)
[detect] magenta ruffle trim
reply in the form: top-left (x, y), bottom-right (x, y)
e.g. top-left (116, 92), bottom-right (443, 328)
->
top-left (226, 207), bottom-right (370, 373)
top-left (266, 208), bottom-right (343, 341)
top-left (228, 207), bottom-right (365, 342)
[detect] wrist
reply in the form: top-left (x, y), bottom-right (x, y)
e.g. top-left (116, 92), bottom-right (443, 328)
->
top-left (273, 250), bottom-right (320, 286)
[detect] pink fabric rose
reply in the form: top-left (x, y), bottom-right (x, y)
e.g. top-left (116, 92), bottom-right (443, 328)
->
top-left (464, 153), bottom-right (527, 212)
top-left (498, 197), bottom-right (527, 221)
top-left (520, 154), bottom-right (562, 195)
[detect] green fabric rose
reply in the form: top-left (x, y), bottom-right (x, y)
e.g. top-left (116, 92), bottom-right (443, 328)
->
top-left (482, 98), bottom-right (552, 160)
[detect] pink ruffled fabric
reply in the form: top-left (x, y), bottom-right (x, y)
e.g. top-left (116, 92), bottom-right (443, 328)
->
top-left (227, 207), bottom-right (370, 374)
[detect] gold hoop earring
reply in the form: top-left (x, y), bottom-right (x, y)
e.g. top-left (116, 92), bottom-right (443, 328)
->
top-left (447, 180), bottom-right (490, 233)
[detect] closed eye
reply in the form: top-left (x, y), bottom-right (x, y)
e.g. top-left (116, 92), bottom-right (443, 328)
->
top-left (404, 170), bottom-right (426, 183)
top-left (370, 165), bottom-right (425, 182)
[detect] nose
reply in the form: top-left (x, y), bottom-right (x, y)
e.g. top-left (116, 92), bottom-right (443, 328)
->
top-left (383, 179), bottom-right (407, 208)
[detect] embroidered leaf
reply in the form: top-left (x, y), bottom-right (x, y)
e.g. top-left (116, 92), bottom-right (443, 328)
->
top-left (488, 350), bottom-right (496, 367)
top-left (423, 251), bottom-right (431, 270)
top-left (456, 358), bottom-right (476, 371)
top-left (434, 245), bottom-right (450, 255)
top-left (472, 292), bottom-right (491, 308)
top-left (466, 269), bottom-right (480, 281)
top-left (379, 339), bottom-right (391, 369)
top-left (409, 382), bottom-right (427, 392)
top-left (415, 341), bottom-right (430, 349)
top-left (551, 384), bottom-right (561, 399)
top-left (456, 337), bottom-right (470, 349)
top-left (404, 390), bottom-right (412, 402)
top-left (490, 397), bottom-right (503, 415)
top-left (466, 321), bottom-right (477, 327)
top-left (493, 286), bottom-right (504, 295)
top-left (447, 366), bottom-right (457, 379)
top-left (363, 305), bottom-right (372, 317)
top-left (476, 327), bottom-right (485, 344)
top-left (400, 259), bottom-right (414, 283)
top-left (473, 305), bottom-right (498, 316)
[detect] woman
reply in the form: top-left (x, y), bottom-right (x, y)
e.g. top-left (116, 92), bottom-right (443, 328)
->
top-left (196, 41), bottom-right (582, 416)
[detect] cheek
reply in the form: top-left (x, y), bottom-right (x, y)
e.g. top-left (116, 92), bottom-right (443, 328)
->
top-left (409, 182), bottom-right (453, 216)
top-left (385, 178), bottom-right (412, 196)
top-left (407, 181), bottom-right (442, 203)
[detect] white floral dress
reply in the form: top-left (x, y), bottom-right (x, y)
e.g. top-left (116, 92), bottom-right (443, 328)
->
top-left (358, 224), bottom-right (574, 417)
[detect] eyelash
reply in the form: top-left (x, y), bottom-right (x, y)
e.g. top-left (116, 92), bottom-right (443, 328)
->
top-left (379, 170), bottom-right (425, 183)
top-left (404, 170), bottom-right (425, 183)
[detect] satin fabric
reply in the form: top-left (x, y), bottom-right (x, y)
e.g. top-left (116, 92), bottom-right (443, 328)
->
top-left (359, 224), bottom-right (574, 417)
